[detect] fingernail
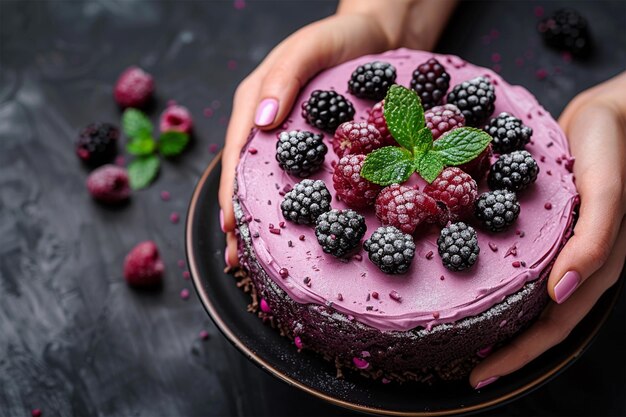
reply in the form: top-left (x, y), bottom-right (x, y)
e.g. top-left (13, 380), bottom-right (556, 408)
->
top-left (554, 270), bottom-right (581, 304)
top-left (254, 98), bottom-right (278, 127)
top-left (219, 209), bottom-right (226, 233)
top-left (474, 376), bottom-right (499, 390)
top-left (224, 249), bottom-right (232, 268)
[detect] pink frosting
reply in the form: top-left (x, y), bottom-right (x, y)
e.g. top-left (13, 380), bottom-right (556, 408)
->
top-left (235, 49), bottom-right (577, 332)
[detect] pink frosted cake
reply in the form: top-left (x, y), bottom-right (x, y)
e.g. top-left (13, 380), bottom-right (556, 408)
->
top-left (232, 49), bottom-right (578, 382)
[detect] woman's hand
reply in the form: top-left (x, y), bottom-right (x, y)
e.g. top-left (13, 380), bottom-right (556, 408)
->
top-left (470, 72), bottom-right (626, 389)
top-left (218, 0), bottom-right (456, 266)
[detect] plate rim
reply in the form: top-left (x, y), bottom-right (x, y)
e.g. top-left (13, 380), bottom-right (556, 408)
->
top-left (185, 152), bottom-right (622, 416)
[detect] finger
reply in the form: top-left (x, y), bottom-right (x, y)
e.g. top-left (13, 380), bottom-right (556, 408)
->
top-left (225, 231), bottom-right (239, 267)
top-left (548, 105), bottom-right (626, 304)
top-left (470, 216), bottom-right (626, 388)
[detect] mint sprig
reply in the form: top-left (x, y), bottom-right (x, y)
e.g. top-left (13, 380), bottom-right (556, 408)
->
top-left (159, 131), bottom-right (190, 156)
top-left (361, 85), bottom-right (492, 185)
top-left (128, 154), bottom-right (160, 190)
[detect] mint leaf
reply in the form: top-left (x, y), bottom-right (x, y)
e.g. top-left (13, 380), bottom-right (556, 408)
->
top-left (414, 127), bottom-right (434, 153)
top-left (126, 134), bottom-right (156, 156)
top-left (361, 146), bottom-right (414, 186)
top-left (432, 127), bottom-right (492, 166)
top-left (128, 154), bottom-right (160, 190)
top-left (384, 85), bottom-right (425, 151)
top-left (122, 108), bottom-right (153, 139)
top-left (158, 131), bottom-right (190, 156)
top-left (415, 151), bottom-right (444, 183)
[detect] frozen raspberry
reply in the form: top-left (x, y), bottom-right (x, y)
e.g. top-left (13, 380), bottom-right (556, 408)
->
top-left (375, 184), bottom-right (443, 234)
top-left (86, 165), bottom-right (130, 204)
top-left (367, 100), bottom-right (395, 146)
top-left (159, 104), bottom-right (193, 133)
top-left (114, 66), bottom-right (154, 109)
top-left (333, 154), bottom-right (382, 208)
top-left (424, 167), bottom-right (478, 220)
top-left (123, 241), bottom-right (164, 287)
top-left (456, 144), bottom-right (493, 181)
top-left (333, 121), bottom-right (384, 158)
top-left (425, 104), bottom-right (465, 139)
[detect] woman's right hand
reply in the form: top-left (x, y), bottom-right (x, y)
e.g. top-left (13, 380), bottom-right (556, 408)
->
top-left (218, 0), bottom-right (457, 266)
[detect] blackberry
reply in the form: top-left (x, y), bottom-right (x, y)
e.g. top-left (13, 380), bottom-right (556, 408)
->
top-left (446, 76), bottom-right (496, 127)
top-left (437, 222), bottom-right (480, 271)
top-left (275, 130), bottom-right (327, 177)
top-left (348, 61), bottom-right (397, 101)
top-left (475, 190), bottom-right (520, 232)
top-left (364, 226), bottom-right (416, 274)
top-left (484, 112), bottom-right (533, 153)
top-left (315, 209), bottom-right (367, 258)
top-left (538, 9), bottom-right (592, 58)
top-left (281, 179), bottom-right (332, 225)
top-left (488, 150), bottom-right (539, 192)
top-left (410, 58), bottom-right (450, 110)
top-left (301, 90), bottom-right (355, 133)
top-left (75, 122), bottom-right (119, 166)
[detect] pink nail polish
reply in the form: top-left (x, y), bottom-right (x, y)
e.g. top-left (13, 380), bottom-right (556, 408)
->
top-left (254, 98), bottom-right (278, 127)
top-left (224, 249), bottom-right (231, 267)
top-left (219, 209), bottom-right (226, 233)
top-left (554, 270), bottom-right (580, 304)
top-left (475, 376), bottom-right (499, 389)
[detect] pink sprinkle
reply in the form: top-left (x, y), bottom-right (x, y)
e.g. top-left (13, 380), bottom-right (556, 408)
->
top-left (180, 288), bottom-right (190, 300)
top-left (536, 68), bottom-right (548, 80)
top-left (361, 350), bottom-right (371, 358)
top-left (182, 271), bottom-right (190, 280)
top-left (177, 259), bottom-right (186, 268)
top-left (211, 99), bottom-right (221, 109)
top-left (294, 336), bottom-right (303, 349)
top-left (32, 410), bottom-right (42, 417)
top-left (492, 64), bottom-right (502, 73)
top-left (218, 116), bottom-right (228, 126)
top-left (347, 315), bottom-right (354, 321)
top-left (425, 250), bottom-right (434, 260)
top-left (490, 28), bottom-right (500, 39)
top-left (440, 275), bottom-right (445, 281)
top-left (564, 158), bottom-right (575, 172)
top-left (534, 5), bottom-right (544, 17)
top-left (433, 311), bottom-right (440, 319)
top-left (389, 290), bottom-right (402, 302)
top-left (371, 291), bottom-right (379, 299)
top-left (561, 51), bottom-right (573, 63)
top-left (199, 330), bottom-right (210, 340)
top-left (382, 378), bottom-right (391, 384)
top-left (515, 57), bottom-right (525, 67)
top-left (512, 261), bottom-right (521, 268)
top-left (160, 190), bottom-right (171, 201)
top-left (279, 268), bottom-right (289, 278)
top-left (477, 345), bottom-right (493, 358)
top-left (489, 242), bottom-right (498, 252)
top-left (208, 143), bottom-right (219, 154)
top-left (337, 293), bottom-right (343, 301)
top-left (279, 221), bottom-right (286, 228)
top-left (115, 155), bottom-right (126, 167)
top-left (170, 212), bottom-right (180, 224)
top-left (227, 59), bottom-right (238, 70)
top-left (540, 155), bottom-right (546, 162)
top-left (298, 235), bottom-right (305, 241)
top-left (353, 254), bottom-right (363, 261)
top-left (260, 298), bottom-right (271, 313)
top-left (545, 202), bottom-right (552, 210)
top-left (499, 320), bottom-right (507, 328)
top-left (248, 147), bottom-right (258, 154)
top-left (491, 53), bottom-right (501, 63)
top-left (505, 245), bottom-right (517, 258)
top-left (547, 170), bottom-right (552, 176)
top-left (353, 357), bottom-right (370, 369)
top-left (167, 99), bottom-right (177, 107)
top-left (233, 0), bottom-right (245, 10)
top-left (203, 107), bottom-right (214, 118)
top-left (269, 228), bottom-right (281, 235)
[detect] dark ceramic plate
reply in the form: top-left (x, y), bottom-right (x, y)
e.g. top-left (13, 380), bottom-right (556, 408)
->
top-left (185, 154), bottom-right (622, 416)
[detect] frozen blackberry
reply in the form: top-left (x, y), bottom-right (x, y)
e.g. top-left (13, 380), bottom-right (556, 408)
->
top-left (410, 58), bottom-right (450, 110)
top-left (348, 61), bottom-right (397, 101)
top-left (301, 90), bottom-right (355, 133)
top-left (475, 190), bottom-right (520, 232)
top-left (446, 76), bottom-right (496, 127)
top-left (488, 150), bottom-right (539, 192)
top-left (281, 179), bottom-right (332, 225)
top-left (315, 209), bottom-right (367, 258)
top-left (75, 122), bottom-right (119, 166)
top-left (484, 112), bottom-right (533, 153)
top-left (538, 9), bottom-right (592, 58)
top-left (275, 130), bottom-right (327, 177)
top-left (364, 226), bottom-right (416, 274)
top-left (437, 222), bottom-right (479, 271)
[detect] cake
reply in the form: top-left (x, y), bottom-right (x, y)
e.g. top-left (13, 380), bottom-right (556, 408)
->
top-left (231, 49), bottom-right (578, 382)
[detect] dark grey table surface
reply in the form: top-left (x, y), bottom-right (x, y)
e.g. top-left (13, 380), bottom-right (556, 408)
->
top-left (1, 1), bottom-right (625, 416)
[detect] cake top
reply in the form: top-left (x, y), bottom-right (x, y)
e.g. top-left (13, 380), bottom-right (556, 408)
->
top-left (235, 49), bottom-right (577, 332)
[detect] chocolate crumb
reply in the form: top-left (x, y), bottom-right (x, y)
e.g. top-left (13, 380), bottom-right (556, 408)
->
top-left (337, 293), bottom-right (343, 301)
top-left (366, 294), bottom-right (371, 301)
top-left (287, 240), bottom-right (293, 247)
top-left (366, 306), bottom-right (374, 311)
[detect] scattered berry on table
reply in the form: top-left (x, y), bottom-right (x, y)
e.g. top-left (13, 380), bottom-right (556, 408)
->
top-left (363, 226), bottom-right (416, 274)
top-left (538, 8), bottom-right (592, 58)
top-left (410, 58), bottom-right (450, 110)
top-left (424, 167), bottom-right (478, 220)
top-left (86, 164), bottom-right (130, 204)
top-left (456, 144), bottom-right (493, 181)
top-left (437, 222), bottom-right (480, 271)
top-left (159, 104), bottom-right (193, 133)
top-left (315, 209), bottom-right (367, 258)
top-left (301, 90), bottom-right (355, 133)
top-left (333, 154), bottom-right (382, 208)
top-left (275, 130), bottom-right (327, 177)
top-left (446, 76), bottom-right (496, 127)
top-left (367, 100), bottom-right (395, 146)
top-left (488, 150), bottom-right (539, 192)
top-left (375, 184), bottom-right (442, 234)
top-left (281, 179), bottom-right (332, 225)
top-left (475, 189), bottom-right (520, 232)
top-left (123, 241), bottom-right (164, 287)
top-left (113, 66), bottom-right (154, 109)
top-left (348, 61), bottom-right (397, 101)
top-left (333, 121), bottom-right (384, 158)
top-left (484, 112), bottom-right (532, 153)
top-left (425, 104), bottom-right (465, 139)
top-left (75, 122), bottom-right (119, 166)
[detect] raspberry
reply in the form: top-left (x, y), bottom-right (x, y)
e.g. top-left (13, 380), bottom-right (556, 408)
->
top-left (475, 190), bottom-right (520, 232)
top-left (333, 121), bottom-right (384, 158)
top-left (315, 209), bottom-right (367, 258)
top-left (276, 130), bottom-right (328, 177)
top-left (437, 222), bottom-right (480, 271)
top-left (281, 179), bottom-right (332, 225)
top-left (333, 154), bottom-right (382, 208)
top-left (367, 100), bottom-right (395, 146)
top-left (363, 226), bottom-right (416, 274)
top-left (86, 165), bottom-right (131, 204)
top-left (348, 61), bottom-right (397, 101)
top-left (75, 122), bottom-right (119, 166)
top-left (375, 184), bottom-right (442, 234)
top-left (456, 144), bottom-right (493, 181)
top-left (159, 104), bottom-right (193, 133)
top-left (488, 150), bottom-right (539, 192)
top-left (123, 241), bottom-right (164, 287)
top-left (425, 104), bottom-right (465, 139)
top-left (484, 112), bottom-right (532, 154)
top-left (114, 66), bottom-right (154, 109)
top-left (301, 90), bottom-right (355, 133)
top-left (410, 58), bottom-right (450, 110)
top-left (424, 167), bottom-right (478, 220)
top-left (538, 8), bottom-right (592, 58)
top-left (446, 76), bottom-right (496, 127)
